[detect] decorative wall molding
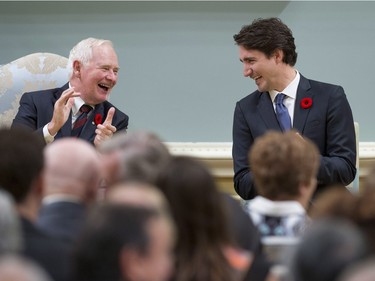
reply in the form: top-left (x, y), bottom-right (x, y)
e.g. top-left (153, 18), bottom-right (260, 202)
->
top-left (165, 142), bottom-right (375, 194)
top-left (166, 142), bottom-right (232, 159)
top-left (167, 142), bottom-right (375, 159)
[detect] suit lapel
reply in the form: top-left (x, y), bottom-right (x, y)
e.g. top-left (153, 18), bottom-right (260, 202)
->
top-left (257, 92), bottom-right (282, 131)
top-left (54, 84), bottom-right (74, 140)
top-left (293, 75), bottom-right (313, 133)
top-left (57, 113), bottom-right (73, 139)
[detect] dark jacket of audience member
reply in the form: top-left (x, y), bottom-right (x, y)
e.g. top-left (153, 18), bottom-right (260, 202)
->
top-left (0, 127), bottom-right (72, 281)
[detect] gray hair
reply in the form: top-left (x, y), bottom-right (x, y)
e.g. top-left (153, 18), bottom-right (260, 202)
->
top-left (67, 37), bottom-right (113, 78)
top-left (99, 131), bottom-right (172, 185)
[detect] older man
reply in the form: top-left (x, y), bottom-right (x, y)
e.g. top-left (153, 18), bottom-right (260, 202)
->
top-left (12, 37), bottom-right (128, 147)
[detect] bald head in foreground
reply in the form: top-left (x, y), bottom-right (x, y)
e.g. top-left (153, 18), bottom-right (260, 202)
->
top-left (37, 137), bottom-right (101, 242)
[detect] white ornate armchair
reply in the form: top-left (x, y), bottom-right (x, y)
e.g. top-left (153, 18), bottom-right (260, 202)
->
top-left (0, 52), bottom-right (69, 127)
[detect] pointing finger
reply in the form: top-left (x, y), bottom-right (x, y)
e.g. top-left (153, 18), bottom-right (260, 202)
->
top-left (104, 107), bottom-right (115, 125)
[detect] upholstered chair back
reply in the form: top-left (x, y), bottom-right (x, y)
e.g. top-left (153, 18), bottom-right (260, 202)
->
top-left (0, 53), bottom-right (68, 127)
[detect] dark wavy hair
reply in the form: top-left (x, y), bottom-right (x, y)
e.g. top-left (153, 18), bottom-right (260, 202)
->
top-left (233, 17), bottom-right (298, 66)
top-left (0, 127), bottom-right (45, 203)
top-left (156, 156), bottom-right (235, 281)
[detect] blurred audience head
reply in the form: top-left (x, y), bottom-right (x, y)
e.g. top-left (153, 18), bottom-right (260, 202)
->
top-left (311, 186), bottom-right (375, 255)
top-left (0, 189), bottom-right (22, 254)
top-left (363, 163), bottom-right (375, 190)
top-left (351, 188), bottom-right (375, 254)
top-left (157, 156), bottom-right (246, 281)
top-left (290, 218), bottom-right (368, 281)
top-left (0, 127), bottom-right (45, 205)
top-left (338, 258), bottom-right (375, 281)
top-left (0, 255), bottom-right (52, 281)
top-left (44, 138), bottom-right (101, 204)
top-left (99, 130), bottom-right (172, 186)
top-left (249, 130), bottom-right (319, 206)
top-left (106, 181), bottom-right (170, 213)
top-left (73, 204), bottom-right (175, 281)
top-left (310, 185), bottom-right (356, 220)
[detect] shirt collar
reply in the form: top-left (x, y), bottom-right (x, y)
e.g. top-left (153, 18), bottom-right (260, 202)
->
top-left (248, 196), bottom-right (306, 216)
top-left (42, 194), bottom-right (82, 205)
top-left (72, 96), bottom-right (95, 116)
top-left (269, 70), bottom-right (300, 102)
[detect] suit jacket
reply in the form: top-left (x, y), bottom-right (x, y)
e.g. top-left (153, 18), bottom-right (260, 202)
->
top-left (20, 216), bottom-right (72, 281)
top-left (12, 83), bottom-right (129, 144)
top-left (232, 74), bottom-right (357, 199)
top-left (37, 201), bottom-right (86, 244)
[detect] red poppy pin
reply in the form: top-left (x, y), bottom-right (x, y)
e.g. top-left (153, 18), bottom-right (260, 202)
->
top-left (94, 114), bottom-right (103, 125)
top-left (301, 98), bottom-right (313, 109)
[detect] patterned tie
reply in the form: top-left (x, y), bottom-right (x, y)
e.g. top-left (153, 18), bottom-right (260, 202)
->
top-left (275, 93), bottom-right (292, 131)
top-left (71, 104), bottom-right (92, 137)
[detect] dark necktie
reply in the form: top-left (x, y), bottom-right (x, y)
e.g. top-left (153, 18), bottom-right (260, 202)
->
top-left (275, 93), bottom-right (292, 131)
top-left (71, 104), bottom-right (92, 137)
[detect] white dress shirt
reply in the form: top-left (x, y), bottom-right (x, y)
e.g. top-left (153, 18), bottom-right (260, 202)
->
top-left (269, 70), bottom-right (301, 127)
